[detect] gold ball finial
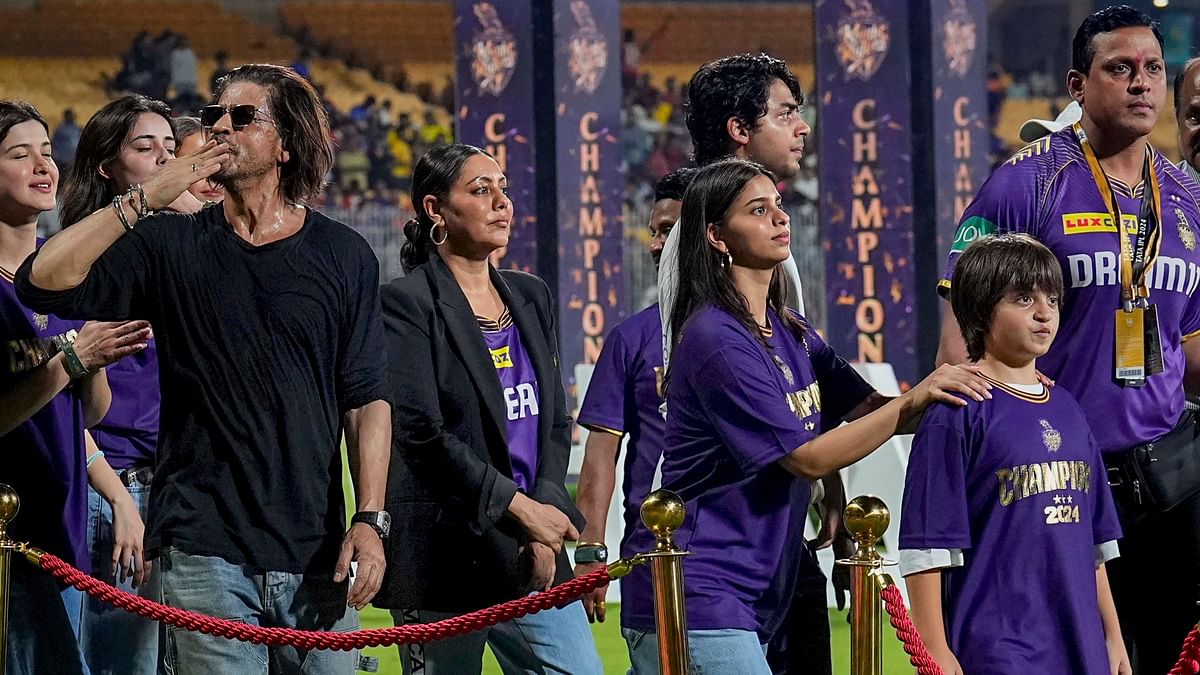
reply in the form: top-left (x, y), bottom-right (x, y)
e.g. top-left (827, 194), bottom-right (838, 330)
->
top-left (0, 483), bottom-right (19, 528)
top-left (640, 489), bottom-right (686, 537)
top-left (844, 494), bottom-right (890, 545)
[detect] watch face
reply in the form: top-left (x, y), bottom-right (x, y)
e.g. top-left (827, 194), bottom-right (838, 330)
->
top-left (357, 511), bottom-right (390, 538)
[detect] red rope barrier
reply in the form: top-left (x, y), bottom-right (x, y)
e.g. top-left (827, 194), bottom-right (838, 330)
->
top-left (880, 583), bottom-right (944, 675)
top-left (1170, 624), bottom-right (1200, 675)
top-left (35, 552), bottom-right (609, 650)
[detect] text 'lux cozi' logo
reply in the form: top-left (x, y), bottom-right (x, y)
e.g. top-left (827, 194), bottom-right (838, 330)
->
top-left (1061, 212), bottom-right (1137, 235)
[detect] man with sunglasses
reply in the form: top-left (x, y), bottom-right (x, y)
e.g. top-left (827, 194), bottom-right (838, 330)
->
top-left (16, 64), bottom-right (391, 675)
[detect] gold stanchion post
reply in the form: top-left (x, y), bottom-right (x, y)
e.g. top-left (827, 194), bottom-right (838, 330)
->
top-left (0, 483), bottom-right (20, 675)
top-left (837, 495), bottom-right (892, 675)
top-left (640, 489), bottom-right (690, 675)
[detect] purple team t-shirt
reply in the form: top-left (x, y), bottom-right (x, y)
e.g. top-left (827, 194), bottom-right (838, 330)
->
top-left (0, 273), bottom-right (89, 572)
top-left (900, 380), bottom-right (1122, 674)
top-left (941, 129), bottom-right (1200, 454)
top-left (576, 304), bottom-right (665, 624)
top-left (623, 305), bottom-right (873, 640)
top-left (91, 342), bottom-right (159, 469)
top-left (481, 319), bottom-right (539, 492)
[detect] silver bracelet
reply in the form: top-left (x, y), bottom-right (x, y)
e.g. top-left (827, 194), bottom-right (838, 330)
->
top-left (112, 194), bottom-right (133, 232)
top-left (134, 184), bottom-right (150, 219)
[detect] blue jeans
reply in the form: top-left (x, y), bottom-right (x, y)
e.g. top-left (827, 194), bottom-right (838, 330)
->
top-left (81, 482), bottom-right (162, 675)
top-left (623, 627), bottom-right (771, 675)
top-left (6, 555), bottom-right (90, 674)
top-left (390, 599), bottom-right (602, 674)
top-left (160, 548), bottom-right (364, 675)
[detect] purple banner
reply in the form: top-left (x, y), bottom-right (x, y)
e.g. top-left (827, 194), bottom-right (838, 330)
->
top-left (931, 0), bottom-right (989, 254)
top-left (817, 0), bottom-right (919, 387)
top-left (454, 0), bottom-right (538, 272)
top-left (551, 0), bottom-right (625, 408)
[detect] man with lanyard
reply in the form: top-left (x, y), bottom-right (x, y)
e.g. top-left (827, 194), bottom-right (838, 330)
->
top-left (936, 7), bottom-right (1200, 672)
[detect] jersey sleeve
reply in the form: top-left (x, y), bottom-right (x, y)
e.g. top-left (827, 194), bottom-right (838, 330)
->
top-left (899, 408), bottom-right (973, 552)
top-left (939, 153), bottom-right (1045, 297)
top-left (1180, 277), bottom-right (1200, 340)
top-left (689, 339), bottom-right (814, 475)
top-left (577, 323), bottom-right (631, 434)
top-left (803, 323), bottom-right (875, 429)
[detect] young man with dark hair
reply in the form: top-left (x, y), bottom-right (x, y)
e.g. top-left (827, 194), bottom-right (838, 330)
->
top-left (936, 6), bottom-right (1200, 671)
top-left (1174, 57), bottom-right (1200, 184)
top-left (16, 64), bottom-right (391, 674)
top-left (573, 167), bottom-right (695, 641)
top-left (906, 234), bottom-right (1129, 675)
top-left (653, 53), bottom-right (854, 673)
top-left (659, 53), bottom-right (811, 369)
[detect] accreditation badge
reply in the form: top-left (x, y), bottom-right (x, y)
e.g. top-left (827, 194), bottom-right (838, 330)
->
top-left (1115, 307), bottom-right (1146, 386)
top-left (1144, 303), bottom-right (1164, 377)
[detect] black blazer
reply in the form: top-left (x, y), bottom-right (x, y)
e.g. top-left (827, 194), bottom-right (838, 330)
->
top-left (375, 253), bottom-right (584, 612)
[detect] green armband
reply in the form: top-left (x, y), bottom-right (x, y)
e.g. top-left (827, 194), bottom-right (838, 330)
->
top-left (60, 344), bottom-right (90, 381)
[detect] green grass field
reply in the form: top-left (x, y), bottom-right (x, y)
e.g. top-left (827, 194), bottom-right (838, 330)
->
top-left (343, 455), bottom-right (913, 673)
top-left (357, 603), bottom-right (913, 673)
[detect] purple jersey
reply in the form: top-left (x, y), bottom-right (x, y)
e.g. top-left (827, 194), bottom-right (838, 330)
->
top-left (941, 129), bottom-right (1200, 454)
top-left (624, 306), bottom-right (873, 640)
top-left (576, 304), bottom-right (665, 624)
top-left (900, 380), bottom-right (1122, 675)
top-left (91, 341), bottom-right (158, 469)
top-left (0, 272), bottom-right (89, 572)
top-left (481, 315), bottom-right (539, 492)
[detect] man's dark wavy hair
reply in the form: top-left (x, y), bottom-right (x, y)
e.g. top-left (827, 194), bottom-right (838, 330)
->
top-left (684, 53), bottom-right (804, 166)
top-left (1071, 5), bottom-right (1163, 75)
top-left (214, 64), bottom-right (333, 205)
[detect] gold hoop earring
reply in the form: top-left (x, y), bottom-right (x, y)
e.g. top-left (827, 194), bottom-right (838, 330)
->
top-left (430, 221), bottom-right (448, 246)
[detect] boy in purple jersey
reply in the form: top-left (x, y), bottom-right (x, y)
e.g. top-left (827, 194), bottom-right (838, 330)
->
top-left (623, 158), bottom-right (991, 674)
top-left (936, 8), bottom-right (1200, 671)
top-left (574, 167), bottom-right (694, 628)
top-left (905, 234), bottom-right (1128, 675)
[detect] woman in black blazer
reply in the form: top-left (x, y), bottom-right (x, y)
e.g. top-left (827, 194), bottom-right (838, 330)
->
top-left (376, 144), bottom-right (603, 675)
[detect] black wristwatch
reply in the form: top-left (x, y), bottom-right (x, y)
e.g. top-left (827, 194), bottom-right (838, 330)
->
top-left (573, 543), bottom-right (608, 565)
top-left (351, 511), bottom-right (391, 540)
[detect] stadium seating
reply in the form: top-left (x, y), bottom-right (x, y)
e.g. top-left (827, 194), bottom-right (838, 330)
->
top-left (0, 0), bottom-right (291, 61)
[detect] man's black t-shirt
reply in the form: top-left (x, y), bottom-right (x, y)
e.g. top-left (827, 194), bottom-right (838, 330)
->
top-left (16, 205), bottom-right (388, 573)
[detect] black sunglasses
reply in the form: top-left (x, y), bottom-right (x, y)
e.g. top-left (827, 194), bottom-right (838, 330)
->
top-left (200, 104), bottom-right (273, 130)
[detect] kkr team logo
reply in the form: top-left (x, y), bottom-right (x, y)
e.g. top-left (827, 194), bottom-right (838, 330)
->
top-left (942, 0), bottom-right (976, 77)
top-left (567, 0), bottom-right (608, 94)
top-left (32, 312), bottom-right (47, 331)
top-left (1177, 207), bottom-right (1197, 251)
top-left (835, 0), bottom-right (890, 81)
top-left (469, 3), bottom-right (517, 97)
top-left (1039, 419), bottom-right (1062, 453)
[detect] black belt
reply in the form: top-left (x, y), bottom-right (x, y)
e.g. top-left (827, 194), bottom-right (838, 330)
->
top-left (118, 466), bottom-right (153, 488)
